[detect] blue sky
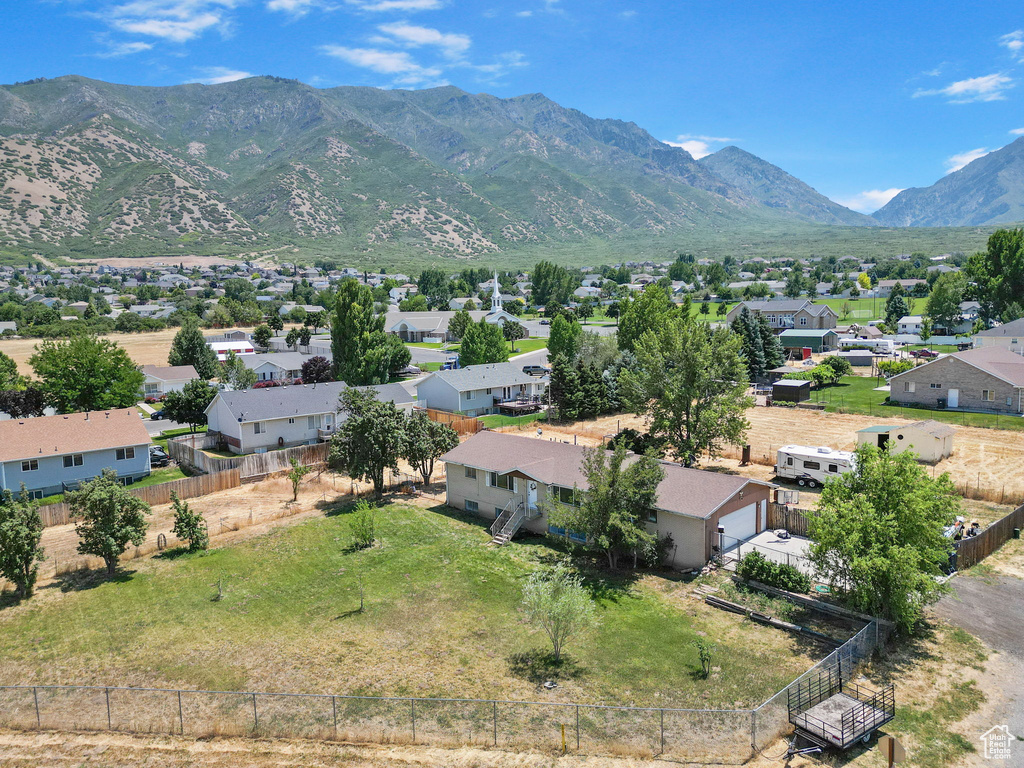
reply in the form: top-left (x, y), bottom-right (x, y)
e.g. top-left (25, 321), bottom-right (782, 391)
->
top-left (4, 0), bottom-right (1024, 213)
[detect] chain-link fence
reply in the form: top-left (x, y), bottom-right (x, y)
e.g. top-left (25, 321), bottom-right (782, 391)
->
top-left (0, 619), bottom-right (880, 762)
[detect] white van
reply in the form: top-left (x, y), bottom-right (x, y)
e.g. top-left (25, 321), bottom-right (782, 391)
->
top-left (775, 445), bottom-right (856, 488)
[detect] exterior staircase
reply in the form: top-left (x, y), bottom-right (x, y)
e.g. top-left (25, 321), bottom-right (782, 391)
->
top-left (489, 497), bottom-right (526, 546)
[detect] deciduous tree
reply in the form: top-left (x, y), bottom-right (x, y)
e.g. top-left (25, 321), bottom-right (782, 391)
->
top-left (170, 491), bottom-right (208, 552)
top-left (328, 388), bottom-right (407, 497)
top-left (404, 410), bottom-right (459, 484)
top-left (0, 489), bottom-right (45, 599)
top-left (163, 378), bottom-right (217, 432)
top-left (69, 469), bottom-right (150, 575)
top-left (300, 355), bottom-right (333, 384)
top-left (547, 314), bottom-right (581, 361)
top-left (616, 285), bottom-right (678, 353)
top-left (331, 280), bottom-right (410, 385)
top-left (30, 335), bottom-right (144, 413)
top-left (458, 319), bottom-right (508, 366)
top-left (168, 317), bottom-right (220, 380)
top-left (521, 565), bottom-right (597, 662)
top-left (252, 324), bottom-right (272, 348)
top-left (220, 351), bottom-right (257, 391)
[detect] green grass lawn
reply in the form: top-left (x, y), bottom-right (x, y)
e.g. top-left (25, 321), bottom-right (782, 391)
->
top-left (808, 376), bottom-right (1024, 431)
top-left (151, 426), bottom-right (207, 451)
top-left (508, 338), bottom-right (547, 355)
top-left (0, 502), bottom-right (820, 708)
top-left (478, 412), bottom-right (547, 429)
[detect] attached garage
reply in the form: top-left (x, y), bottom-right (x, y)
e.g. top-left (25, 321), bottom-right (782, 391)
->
top-left (717, 503), bottom-right (758, 542)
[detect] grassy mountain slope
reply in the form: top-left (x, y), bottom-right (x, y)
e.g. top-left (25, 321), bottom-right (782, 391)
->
top-left (874, 137), bottom-right (1024, 227)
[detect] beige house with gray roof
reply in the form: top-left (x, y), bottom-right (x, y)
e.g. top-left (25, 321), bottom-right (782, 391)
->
top-left (441, 431), bottom-right (774, 569)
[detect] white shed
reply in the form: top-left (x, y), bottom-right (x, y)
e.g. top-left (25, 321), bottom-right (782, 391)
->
top-left (855, 420), bottom-right (955, 463)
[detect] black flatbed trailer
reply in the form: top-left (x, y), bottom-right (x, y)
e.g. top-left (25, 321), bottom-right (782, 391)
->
top-left (789, 664), bottom-right (895, 750)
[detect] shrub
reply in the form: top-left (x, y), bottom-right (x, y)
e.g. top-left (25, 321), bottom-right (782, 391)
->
top-left (736, 550), bottom-right (811, 593)
top-left (350, 501), bottom-right (376, 549)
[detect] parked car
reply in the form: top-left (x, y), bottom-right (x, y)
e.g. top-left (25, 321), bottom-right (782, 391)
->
top-left (910, 348), bottom-right (939, 359)
top-left (539, 319), bottom-right (551, 325)
top-left (149, 445), bottom-right (170, 467)
top-left (397, 364), bottom-right (422, 376)
top-left (149, 409), bottom-right (169, 420)
top-left (522, 364), bottom-right (549, 376)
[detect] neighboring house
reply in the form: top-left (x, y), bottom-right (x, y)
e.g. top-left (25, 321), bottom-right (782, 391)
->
top-left (205, 381), bottom-right (414, 453)
top-left (778, 329), bottom-right (839, 353)
top-left (415, 363), bottom-right (545, 417)
top-left (855, 421), bottom-right (955, 463)
top-left (973, 318), bottom-right (1024, 356)
top-left (897, 316), bottom-right (924, 335)
top-left (386, 310), bottom-right (517, 343)
top-left (242, 352), bottom-right (332, 383)
top-left (725, 300), bottom-right (838, 333)
top-left (874, 279), bottom-right (927, 297)
top-left (440, 431), bottom-right (775, 570)
top-left (140, 365), bottom-right (200, 397)
top-left (208, 340), bottom-right (256, 361)
top-left (888, 347), bottom-right (1024, 414)
top-left (0, 409), bottom-right (151, 499)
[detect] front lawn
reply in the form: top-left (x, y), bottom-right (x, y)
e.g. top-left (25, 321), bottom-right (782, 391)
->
top-left (808, 376), bottom-right (1024, 431)
top-left (508, 338), bottom-right (547, 354)
top-left (0, 502), bottom-right (821, 708)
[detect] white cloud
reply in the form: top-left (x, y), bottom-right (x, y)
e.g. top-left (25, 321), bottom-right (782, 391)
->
top-left (266, 0), bottom-right (319, 14)
top-left (321, 45), bottom-right (443, 84)
top-left (1000, 30), bottom-right (1024, 61)
top-left (94, 40), bottom-right (154, 57)
top-left (663, 134), bottom-right (738, 159)
top-left (192, 66), bottom-right (253, 84)
top-left (95, 0), bottom-right (238, 42)
top-left (620, 9), bottom-right (637, 18)
top-left (834, 189), bottom-right (904, 214)
top-left (345, 0), bottom-right (444, 10)
top-left (471, 50), bottom-right (528, 80)
top-left (377, 22), bottom-right (470, 58)
top-left (1011, 127), bottom-right (1024, 136)
top-left (914, 73), bottom-right (1014, 103)
top-left (945, 147), bottom-right (990, 173)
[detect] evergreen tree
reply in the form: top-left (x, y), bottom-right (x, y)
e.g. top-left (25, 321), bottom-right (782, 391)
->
top-left (168, 316), bottom-right (219, 379)
top-left (884, 282), bottom-right (910, 329)
top-left (549, 353), bottom-right (582, 421)
top-left (759, 314), bottom-right (785, 370)
top-left (330, 280), bottom-right (409, 384)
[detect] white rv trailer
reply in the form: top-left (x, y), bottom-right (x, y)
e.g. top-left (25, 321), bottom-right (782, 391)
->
top-left (837, 338), bottom-right (896, 354)
top-left (775, 445), bottom-right (856, 488)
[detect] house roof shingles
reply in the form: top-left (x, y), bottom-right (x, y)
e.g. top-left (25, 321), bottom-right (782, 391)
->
top-left (441, 431), bottom-right (771, 520)
top-left (211, 382), bottom-right (413, 423)
top-left (141, 364), bottom-right (199, 381)
top-left (416, 363), bottom-right (538, 393)
top-left (894, 346), bottom-right (1024, 387)
top-left (0, 408), bottom-right (151, 463)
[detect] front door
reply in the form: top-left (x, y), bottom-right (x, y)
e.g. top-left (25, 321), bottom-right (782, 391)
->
top-left (948, 389), bottom-right (960, 408)
top-left (527, 481), bottom-right (538, 512)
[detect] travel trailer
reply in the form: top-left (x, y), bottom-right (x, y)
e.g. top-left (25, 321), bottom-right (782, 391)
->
top-left (837, 338), bottom-right (896, 354)
top-left (775, 445), bottom-right (856, 487)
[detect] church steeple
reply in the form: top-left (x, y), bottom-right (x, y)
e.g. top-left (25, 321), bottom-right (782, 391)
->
top-left (490, 270), bottom-right (502, 313)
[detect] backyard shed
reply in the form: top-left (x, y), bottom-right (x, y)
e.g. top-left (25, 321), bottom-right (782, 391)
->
top-left (778, 329), bottom-right (839, 353)
top-left (855, 421), bottom-right (955, 463)
top-left (766, 365), bottom-right (804, 383)
top-left (772, 379), bottom-right (812, 403)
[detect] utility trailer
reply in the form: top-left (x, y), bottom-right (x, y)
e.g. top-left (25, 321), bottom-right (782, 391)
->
top-left (788, 664), bottom-right (895, 750)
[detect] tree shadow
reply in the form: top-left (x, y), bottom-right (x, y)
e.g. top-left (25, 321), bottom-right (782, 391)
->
top-left (51, 567), bottom-right (136, 593)
top-left (0, 590), bottom-right (28, 611)
top-left (507, 649), bottom-right (585, 685)
top-left (155, 546), bottom-right (205, 561)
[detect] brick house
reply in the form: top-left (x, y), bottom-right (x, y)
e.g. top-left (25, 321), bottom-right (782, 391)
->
top-left (888, 347), bottom-right (1024, 414)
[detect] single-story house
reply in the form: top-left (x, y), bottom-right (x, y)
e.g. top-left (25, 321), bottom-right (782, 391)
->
top-left (440, 431), bottom-right (776, 570)
top-left (415, 363), bottom-right (546, 417)
top-left (0, 408), bottom-right (151, 499)
top-left (385, 310), bottom-right (518, 343)
top-left (897, 316), bottom-right (924, 335)
top-left (205, 381), bottom-right (414, 454)
top-left (242, 352), bottom-right (332, 383)
top-left (888, 346), bottom-right (1024, 414)
top-left (972, 318), bottom-right (1024, 356)
top-left (856, 421), bottom-right (955, 463)
top-left (778, 329), bottom-right (839, 353)
top-left (141, 364), bottom-right (200, 397)
top-left (208, 340), bottom-right (256, 361)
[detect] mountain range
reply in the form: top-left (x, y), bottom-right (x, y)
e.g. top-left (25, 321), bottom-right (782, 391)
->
top-left (0, 75), bottom-right (1020, 261)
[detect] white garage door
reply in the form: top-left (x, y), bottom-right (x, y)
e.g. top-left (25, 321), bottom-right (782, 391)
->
top-left (718, 503), bottom-right (757, 542)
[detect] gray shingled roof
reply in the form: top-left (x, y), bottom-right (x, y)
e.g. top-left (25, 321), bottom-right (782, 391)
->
top-left (974, 318), bottom-right (1024, 338)
top-left (211, 381), bottom-right (413, 422)
top-left (441, 431), bottom-right (772, 520)
top-left (415, 362), bottom-right (538, 393)
top-left (242, 351), bottom-right (331, 371)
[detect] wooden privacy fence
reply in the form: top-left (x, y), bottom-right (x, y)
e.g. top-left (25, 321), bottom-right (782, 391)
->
top-left (167, 437), bottom-right (329, 480)
top-left (416, 407), bottom-right (481, 435)
top-left (766, 503), bottom-right (812, 537)
top-left (954, 502), bottom-right (1024, 570)
top-left (36, 469), bottom-right (242, 528)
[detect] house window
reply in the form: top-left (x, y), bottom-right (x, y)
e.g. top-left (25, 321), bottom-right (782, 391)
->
top-left (465, 466), bottom-right (477, 479)
top-left (929, 383), bottom-right (941, 389)
top-left (21, 460), bottom-right (38, 472)
top-left (466, 391), bottom-right (475, 401)
top-left (904, 382), bottom-right (916, 393)
top-left (647, 510), bottom-right (658, 523)
top-left (307, 415), bottom-right (317, 429)
top-left (288, 418), bottom-right (295, 424)
top-left (115, 447), bottom-right (135, 461)
top-left (485, 388), bottom-right (492, 395)
top-left (465, 500), bottom-right (479, 512)
top-left (63, 454), bottom-right (84, 468)
top-left (118, 476), bottom-right (135, 486)
top-left (144, 383), bottom-right (160, 395)
top-left (27, 490), bottom-right (44, 500)
top-left (554, 485), bottom-right (581, 506)
top-left (489, 472), bottom-right (514, 491)
top-left (803, 460), bottom-right (820, 470)
top-left (799, 317), bottom-right (807, 326)
top-left (254, 422), bottom-right (266, 434)
top-left (982, 390), bottom-right (995, 402)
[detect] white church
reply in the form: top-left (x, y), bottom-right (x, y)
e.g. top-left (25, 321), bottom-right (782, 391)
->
top-left (385, 272), bottom-right (519, 343)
